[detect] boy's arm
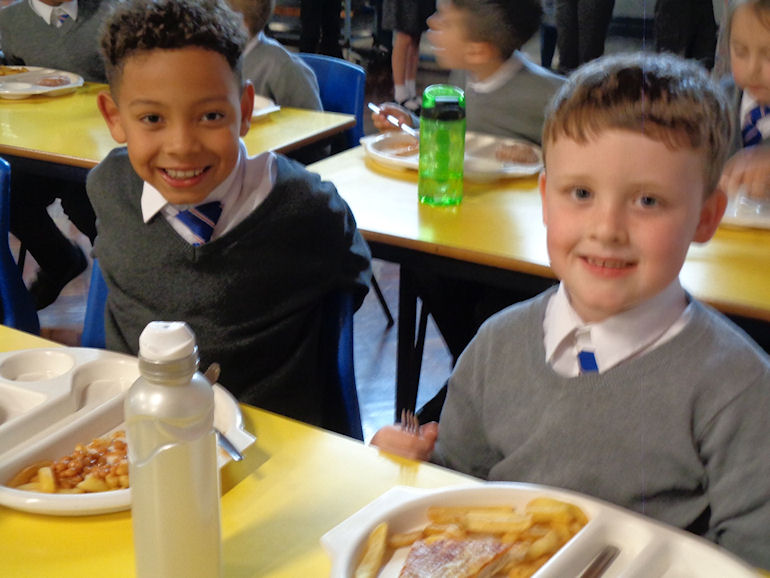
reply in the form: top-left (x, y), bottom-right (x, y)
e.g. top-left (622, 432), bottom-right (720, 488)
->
top-left (700, 367), bottom-right (770, 569)
top-left (720, 144), bottom-right (770, 200)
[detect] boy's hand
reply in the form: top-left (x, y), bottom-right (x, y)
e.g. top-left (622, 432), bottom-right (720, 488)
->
top-left (371, 102), bottom-right (416, 133)
top-left (370, 421), bottom-right (439, 461)
top-left (720, 146), bottom-right (770, 200)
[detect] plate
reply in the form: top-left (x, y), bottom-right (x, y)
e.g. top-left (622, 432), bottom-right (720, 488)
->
top-left (361, 131), bottom-right (543, 182)
top-left (252, 94), bottom-right (281, 119)
top-left (0, 66), bottom-right (84, 99)
top-left (0, 348), bottom-right (256, 516)
top-left (721, 189), bottom-right (770, 230)
top-left (321, 484), bottom-right (757, 577)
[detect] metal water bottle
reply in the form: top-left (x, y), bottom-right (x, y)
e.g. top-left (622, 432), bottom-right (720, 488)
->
top-left (125, 321), bottom-right (222, 578)
top-left (418, 84), bottom-right (466, 206)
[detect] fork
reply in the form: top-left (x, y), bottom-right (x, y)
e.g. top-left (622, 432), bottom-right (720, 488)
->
top-left (399, 408), bottom-right (421, 436)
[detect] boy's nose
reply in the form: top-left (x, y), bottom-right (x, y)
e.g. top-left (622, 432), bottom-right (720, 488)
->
top-left (589, 204), bottom-right (628, 244)
top-left (165, 123), bottom-right (199, 155)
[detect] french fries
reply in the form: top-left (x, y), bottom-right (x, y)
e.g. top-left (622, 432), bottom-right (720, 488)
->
top-left (7, 430), bottom-right (129, 494)
top-left (354, 497), bottom-right (587, 577)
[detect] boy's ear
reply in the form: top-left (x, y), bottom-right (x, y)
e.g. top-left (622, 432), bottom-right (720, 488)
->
top-left (693, 188), bottom-right (727, 243)
top-left (239, 81), bottom-right (255, 137)
top-left (96, 90), bottom-right (127, 144)
top-left (539, 171), bottom-right (549, 226)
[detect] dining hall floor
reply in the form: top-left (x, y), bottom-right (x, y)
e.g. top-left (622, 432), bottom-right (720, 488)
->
top-left (13, 27), bottom-right (647, 442)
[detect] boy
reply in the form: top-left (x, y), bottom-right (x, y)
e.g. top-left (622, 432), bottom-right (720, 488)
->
top-left (0, 0), bottom-right (113, 308)
top-left (373, 52), bottom-right (770, 568)
top-left (374, 0), bottom-right (564, 144)
top-left (226, 0), bottom-right (322, 111)
top-left (90, 0), bottom-right (371, 427)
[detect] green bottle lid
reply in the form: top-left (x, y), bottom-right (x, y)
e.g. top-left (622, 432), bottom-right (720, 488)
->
top-left (420, 84), bottom-right (465, 121)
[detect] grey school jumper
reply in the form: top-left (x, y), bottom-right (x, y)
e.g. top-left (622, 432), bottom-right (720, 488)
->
top-left (86, 149), bottom-right (371, 426)
top-left (0, 0), bottom-right (110, 82)
top-left (434, 289), bottom-right (770, 568)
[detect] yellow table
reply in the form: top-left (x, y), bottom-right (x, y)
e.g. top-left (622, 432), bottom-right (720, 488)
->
top-left (310, 147), bottom-right (770, 411)
top-left (0, 325), bottom-right (476, 577)
top-left (0, 83), bottom-right (355, 168)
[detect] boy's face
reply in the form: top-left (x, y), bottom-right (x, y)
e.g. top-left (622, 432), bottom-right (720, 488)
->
top-left (427, 2), bottom-right (472, 70)
top-left (539, 129), bottom-right (725, 323)
top-left (730, 4), bottom-right (770, 104)
top-left (98, 47), bottom-right (254, 206)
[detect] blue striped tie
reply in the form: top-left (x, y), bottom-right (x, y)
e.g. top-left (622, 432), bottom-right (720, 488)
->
top-left (52, 7), bottom-right (70, 27)
top-left (176, 201), bottom-right (223, 245)
top-left (742, 105), bottom-right (770, 148)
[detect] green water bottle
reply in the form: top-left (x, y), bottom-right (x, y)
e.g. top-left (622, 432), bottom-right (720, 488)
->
top-left (418, 84), bottom-right (466, 206)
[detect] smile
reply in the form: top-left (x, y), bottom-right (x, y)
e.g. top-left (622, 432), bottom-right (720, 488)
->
top-left (584, 257), bottom-right (632, 269)
top-left (164, 167), bottom-right (206, 179)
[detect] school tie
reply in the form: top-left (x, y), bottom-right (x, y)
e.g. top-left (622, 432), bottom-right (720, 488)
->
top-left (742, 104), bottom-right (770, 147)
top-left (577, 350), bottom-right (598, 373)
top-left (176, 201), bottom-right (223, 245)
top-left (51, 7), bottom-right (70, 28)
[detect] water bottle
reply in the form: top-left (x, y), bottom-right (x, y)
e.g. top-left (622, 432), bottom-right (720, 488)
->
top-left (125, 321), bottom-right (222, 578)
top-left (418, 84), bottom-right (466, 206)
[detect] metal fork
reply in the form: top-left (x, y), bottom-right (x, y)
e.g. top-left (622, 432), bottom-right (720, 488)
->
top-left (204, 363), bottom-right (244, 462)
top-left (400, 408), bottom-right (420, 436)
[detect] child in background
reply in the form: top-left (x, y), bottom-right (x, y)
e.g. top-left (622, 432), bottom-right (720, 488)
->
top-left (372, 52), bottom-right (770, 569)
top-left (373, 0), bottom-right (564, 144)
top-left (91, 0), bottom-right (371, 427)
top-left (227, 0), bottom-right (322, 111)
top-left (719, 0), bottom-right (770, 202)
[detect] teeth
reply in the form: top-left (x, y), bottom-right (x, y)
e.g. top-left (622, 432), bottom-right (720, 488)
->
top-left (165, 168), bottom-right (204, 179)
top-left (587, 257), bottom-right (628, 269)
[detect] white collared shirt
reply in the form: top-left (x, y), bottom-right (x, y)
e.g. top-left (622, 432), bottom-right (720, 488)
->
top-left (740, 91), bottom-right (770, 143)
top-left (242, 30), bottom-right (263, 60)
top-left (29, 0), bottom-right (78, 25)
top-left (465, 51), bottom-right (524, 95)
top-left (543, 280), bottom-right (693, 377)
top-left (141, 141), bottom-right (276, 245)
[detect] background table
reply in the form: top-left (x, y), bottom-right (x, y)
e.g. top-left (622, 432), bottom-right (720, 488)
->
top-left (0, 83), bottom-right (356, 168)
top-left (309, 146), bottom-right (770, 412)
top-left (0, 325), bottom-right (475, 577)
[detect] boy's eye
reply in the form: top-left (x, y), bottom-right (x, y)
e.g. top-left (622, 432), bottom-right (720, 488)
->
top-left (571, 187), bottom-right (592, 201)
top-left (202, 111), bottom-right (225, 122)
top-left (637, 195), bottom-right (658, 208)
top-left (140, 114), bottom-right (162, 124)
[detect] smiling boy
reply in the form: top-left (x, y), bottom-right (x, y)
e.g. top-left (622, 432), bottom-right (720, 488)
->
top-left (372, 52), bottom-right (770, 568)
top-left (88, 0), bottom-right (371, 427)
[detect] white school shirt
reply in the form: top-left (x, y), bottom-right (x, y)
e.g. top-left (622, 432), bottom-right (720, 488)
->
top-left (740, 91), bottom-right (770, 144)
top-left (29, 0), bottom-right (78, 25)
top-left (465, 51), bottom-right (524, 94)
top-left (543, 280), bottom-right (693, 377)
top-left (141, 141), bottom-right (276, 245)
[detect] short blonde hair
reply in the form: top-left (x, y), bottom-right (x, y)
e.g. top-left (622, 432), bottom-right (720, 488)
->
top-left (542, 52), bottom-right (733, 195)
top-left (227, 0), bottom-right (274, 36)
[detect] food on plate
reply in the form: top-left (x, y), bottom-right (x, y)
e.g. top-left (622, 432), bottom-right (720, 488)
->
top-left (0, 65), bottom-right (29, 76)
top-left (379, 135), bottom-right (419, 157)
top-left (354, 497), bottom-right (587, 577)
top-left (494, 143), bottom-right (539, 165)
top-left (356, 521), bottom-right (389, 578)
top-left (37, 75), bottom-right (70, 87)
top-left (7, 430), bottom-right (128, 494)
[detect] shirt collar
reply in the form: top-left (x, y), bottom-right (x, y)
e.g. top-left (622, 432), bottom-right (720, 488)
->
top-left (140, 140), bottom-right (245, 222)
top-left (544, 279), bottom-right (688, 370)
top-left (466, 51), bottom-right (524, 95)
top-left (29, 0), bottom-right (78, 25)
top-left (243, 30), bottom-right (264, 58)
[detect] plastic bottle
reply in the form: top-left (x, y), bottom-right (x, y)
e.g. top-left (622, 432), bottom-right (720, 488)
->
top-left (125, 321), bottom-right (222, 578)
top-left (418, 84), bottom-right (466, 206)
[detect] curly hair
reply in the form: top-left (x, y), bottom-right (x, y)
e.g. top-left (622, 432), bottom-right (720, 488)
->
top-left (542, 52), bottom-right (733, 196)
top-left (100, 0), bottom-right (249, 88)
top-left (450, 0), bottom-right (542, 59)
top-left (227, 0), bottom-right (275, 36)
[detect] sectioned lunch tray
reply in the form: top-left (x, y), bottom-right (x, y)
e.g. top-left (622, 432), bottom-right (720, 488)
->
top-left (321, 484), bottom-right (758, 577)
top-left (0, 347), bottom-right (255, 516)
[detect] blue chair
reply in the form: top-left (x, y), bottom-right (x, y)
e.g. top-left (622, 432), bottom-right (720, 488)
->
top-left (0, 158), bottom-right (39, 334)
top-left (81, 260), bottom-right (364, 439)
top-left (299, 52), bottom-right (366, 151)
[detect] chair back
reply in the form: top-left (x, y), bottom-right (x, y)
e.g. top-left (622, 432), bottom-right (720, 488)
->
top-left (0, 158), bottom-right (39, 334)
top-left (81, 259), bottom-right (107, 348)
top-left (299, 53), bottom-right (366, 150)
top-left (81, 261), bottom-right (363, 439)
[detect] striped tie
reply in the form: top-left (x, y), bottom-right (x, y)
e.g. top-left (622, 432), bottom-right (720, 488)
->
top-left (742, 104), bottom-right (770, 148)
top-left (52, 7), bottom-right (70, 28)
top-left (176, 201), bottom-right (223, 245)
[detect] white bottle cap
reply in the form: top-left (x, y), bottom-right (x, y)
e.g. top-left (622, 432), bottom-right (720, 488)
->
top-left (138, 321), bottom-right (197, 362)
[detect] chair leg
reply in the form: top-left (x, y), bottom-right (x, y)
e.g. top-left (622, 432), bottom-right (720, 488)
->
top-left (371, 274), bottom-right (394, 327)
